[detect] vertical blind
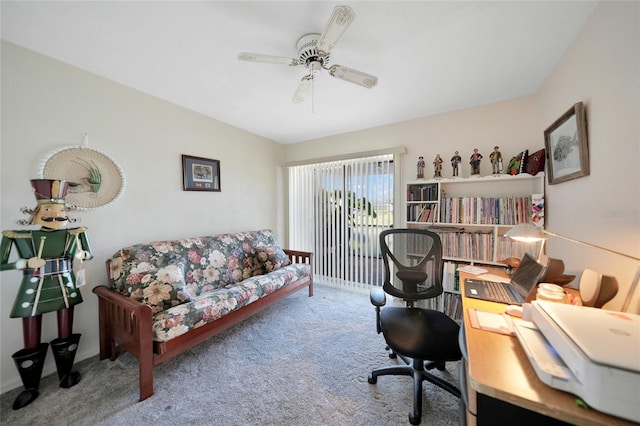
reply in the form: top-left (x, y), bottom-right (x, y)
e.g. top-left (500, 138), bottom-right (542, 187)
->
top-left (288, 154), bottom-right (395, 291)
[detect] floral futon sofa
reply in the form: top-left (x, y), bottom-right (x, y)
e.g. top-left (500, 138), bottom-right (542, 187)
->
top-left (93, 229), bottom-right (312, 401)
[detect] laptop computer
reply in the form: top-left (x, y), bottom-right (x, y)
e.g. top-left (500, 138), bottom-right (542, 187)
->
top-left (464, 252), bottom-right (547, 305)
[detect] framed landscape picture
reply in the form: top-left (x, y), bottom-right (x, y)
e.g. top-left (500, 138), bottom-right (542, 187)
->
top-left (544, 102), bottom-right (589, 185)
top-left (182, 154), bottom-right (220, 191)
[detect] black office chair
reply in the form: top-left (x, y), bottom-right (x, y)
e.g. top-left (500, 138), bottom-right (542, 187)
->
top-left (368, 228), bottom-right (461, 425)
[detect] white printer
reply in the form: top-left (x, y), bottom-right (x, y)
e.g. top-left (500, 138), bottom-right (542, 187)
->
top-left (514, 300), bottom-right (640, 423)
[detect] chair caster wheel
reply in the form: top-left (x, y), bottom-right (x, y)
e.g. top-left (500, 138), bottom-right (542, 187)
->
top-left (426, 361), bottom-right (446, 371)
top-left (389, 352), bottom-right (397, 359)
top-left (367, 374), bottom-right (377, 384)
top-left (409, 412), bottom-right (421, 425)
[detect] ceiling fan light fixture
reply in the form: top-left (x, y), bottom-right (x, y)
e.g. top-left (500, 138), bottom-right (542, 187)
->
top-left (309, 60), bottom-right (322, 75)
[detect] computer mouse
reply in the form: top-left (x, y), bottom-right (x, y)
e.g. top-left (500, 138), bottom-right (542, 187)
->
top-left (505, 305), bottom-right (523, 318)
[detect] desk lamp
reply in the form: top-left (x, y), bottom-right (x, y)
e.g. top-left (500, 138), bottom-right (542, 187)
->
top-left (505, 223), bottom-right (640, 311)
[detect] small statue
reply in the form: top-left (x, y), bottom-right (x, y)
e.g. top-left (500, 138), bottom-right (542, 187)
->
top-left (450, 151), bottom-right (462, 177)
top-left (470, 148), bottom-right (483, 176)
top-left (417, 156), bottom-right (425, 179)
top-left (490, 146), bottom-right (503, 174)
top-left (433, 154), bottom-right (443, 177)
top-left (1, 179), bottom-right (93, 409)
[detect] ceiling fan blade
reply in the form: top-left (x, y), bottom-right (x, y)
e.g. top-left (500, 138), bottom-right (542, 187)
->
top-left (317, 5), bottom-right (356, 55)
top-left (292, 75), bottom-right (313, 104)
top-left (238, 53), bottom-right (300, 66)
top-left (328, 65), bottom-right (378, 88)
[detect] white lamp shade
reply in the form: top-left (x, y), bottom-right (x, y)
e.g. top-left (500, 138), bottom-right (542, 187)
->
top-left (504, 223), bottom-right (545, 242)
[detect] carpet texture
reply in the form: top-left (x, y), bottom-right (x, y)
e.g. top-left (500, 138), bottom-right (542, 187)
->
top-left (1, 284), bottom-right (461, 425)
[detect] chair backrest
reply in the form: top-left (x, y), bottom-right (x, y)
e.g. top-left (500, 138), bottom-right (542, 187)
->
top-left (379, 228), bottom-right (444, 301)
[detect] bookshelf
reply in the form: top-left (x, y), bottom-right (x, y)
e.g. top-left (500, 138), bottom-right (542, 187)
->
top-left (406, 173), bottom-right (545, 321)
top-left (418, 260), bottom-right (462, 321)
top-left (406, 173), bottom-right (545, 266)
top-left (406, 182), bottom-right (439, 222)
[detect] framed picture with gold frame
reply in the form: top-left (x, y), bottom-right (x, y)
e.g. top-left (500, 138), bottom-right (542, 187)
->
top-left (544, 102), bottom-right (589, 185)
top-left (182, 154), bottom-right (220, 192)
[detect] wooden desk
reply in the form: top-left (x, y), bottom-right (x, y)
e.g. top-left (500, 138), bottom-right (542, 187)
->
top-left (459, 270), bottom-right (638, 426)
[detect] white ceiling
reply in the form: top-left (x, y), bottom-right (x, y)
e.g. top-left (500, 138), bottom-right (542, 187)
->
top-left (1, 1), bottom-right (598, 144)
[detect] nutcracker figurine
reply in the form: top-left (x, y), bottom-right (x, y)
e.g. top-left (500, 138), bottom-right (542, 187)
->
top-left (433, 154), bottom-right (443, 177)
top-left (450, 151), bottom-right (462, 177)
top-left (1, 179), bottom-right (93, 410)
top-left (416, 156), bottom-right (426, 179)
top-left (490, 146), bottom-right (503, 174)
top-left (469, 148), bottom-right (483, 176)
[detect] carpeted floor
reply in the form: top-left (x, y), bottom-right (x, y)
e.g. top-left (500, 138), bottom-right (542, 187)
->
top-left (0, 283), bottom-right (461, 426)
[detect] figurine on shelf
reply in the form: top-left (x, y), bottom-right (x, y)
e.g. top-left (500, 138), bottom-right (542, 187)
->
top-left (469, 148), bottom-right (483, 176)
top-left (450, 151), bottom-right (462, 177)
top-left (433, 154), bottom-right (443, 177)
top-left (417, 156), bottom-right (425, 179)
top-left (490, 146), bottom-right (503, 174)
top-left (0, 179), bottom-right (93, 410)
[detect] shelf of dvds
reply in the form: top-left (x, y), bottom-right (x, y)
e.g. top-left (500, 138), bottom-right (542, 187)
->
top-left (419, 260), bottom-right (463, 321)
top-left (406, 173), bottom-right (545, 267)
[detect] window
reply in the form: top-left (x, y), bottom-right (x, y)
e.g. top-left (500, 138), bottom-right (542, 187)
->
top-left (289, 154), bottom-right (395, 290)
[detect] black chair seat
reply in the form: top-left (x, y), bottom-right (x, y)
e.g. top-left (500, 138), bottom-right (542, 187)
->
top-left (380, 307), bottom-right (461, 361)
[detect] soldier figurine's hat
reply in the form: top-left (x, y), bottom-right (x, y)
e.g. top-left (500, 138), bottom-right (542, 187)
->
top-left (30, 179), bottom-right (69, 204)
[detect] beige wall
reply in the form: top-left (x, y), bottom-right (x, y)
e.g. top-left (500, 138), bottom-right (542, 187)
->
top-left (536, 1), bottom-right (639, 311)
top-left (285, 95), bottom-right (541, 185)
top-left (287, 1), bottom-right (640, 311)
top-left (0, 41), bottom-right (285, 392)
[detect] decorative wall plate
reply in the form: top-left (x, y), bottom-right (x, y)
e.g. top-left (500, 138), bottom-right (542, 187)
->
top-left (39, 145), bottom-right (126, 210)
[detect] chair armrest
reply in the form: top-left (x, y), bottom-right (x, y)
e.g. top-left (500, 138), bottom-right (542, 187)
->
top-left (370, 288), bottom-right (387, 307)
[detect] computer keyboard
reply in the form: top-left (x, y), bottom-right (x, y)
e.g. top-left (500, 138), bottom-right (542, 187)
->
top-left (484, 281), bottom-right (513, 304)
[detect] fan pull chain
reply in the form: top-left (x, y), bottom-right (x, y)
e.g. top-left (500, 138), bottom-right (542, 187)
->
top-left (311, 75), bottom-right (315, 113)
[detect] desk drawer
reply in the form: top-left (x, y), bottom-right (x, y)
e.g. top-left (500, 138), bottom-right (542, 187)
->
top-left (476, 394), bottom-right (571, 426)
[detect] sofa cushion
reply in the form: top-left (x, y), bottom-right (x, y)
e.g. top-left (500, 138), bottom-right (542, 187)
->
top-left (127, 263), bottom-right (191, 313)
top-left (525, 148), bottom-right (545, 176)
top-left (507, 150), bottom-right (528, 175)
top-left (253, 244), bottom-right (291, 274)
top-left (151, 263), bottom-right (311, 342)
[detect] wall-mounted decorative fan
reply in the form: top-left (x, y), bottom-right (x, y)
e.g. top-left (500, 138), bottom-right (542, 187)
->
top-left (238, 5), bottom-right (378, 103)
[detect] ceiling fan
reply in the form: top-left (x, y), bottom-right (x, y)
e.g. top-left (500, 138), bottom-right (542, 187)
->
top-left (238, 5), bottom-right (378, 104)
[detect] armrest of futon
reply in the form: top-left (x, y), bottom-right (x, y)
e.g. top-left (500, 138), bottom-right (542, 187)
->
top-left (92, 285), bottom-right (154, 360)
top-left (283, 249), bottom-right (313, 265)
top-left (283, 249), bottom-right (314, 297)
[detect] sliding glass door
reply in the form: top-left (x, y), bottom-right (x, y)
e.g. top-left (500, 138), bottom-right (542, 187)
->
top-left (289, 154), bottom-right (394, 290)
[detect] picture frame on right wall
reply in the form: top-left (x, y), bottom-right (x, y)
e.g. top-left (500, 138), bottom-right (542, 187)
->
top-left (544, 101), bottom-right (589, 185)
